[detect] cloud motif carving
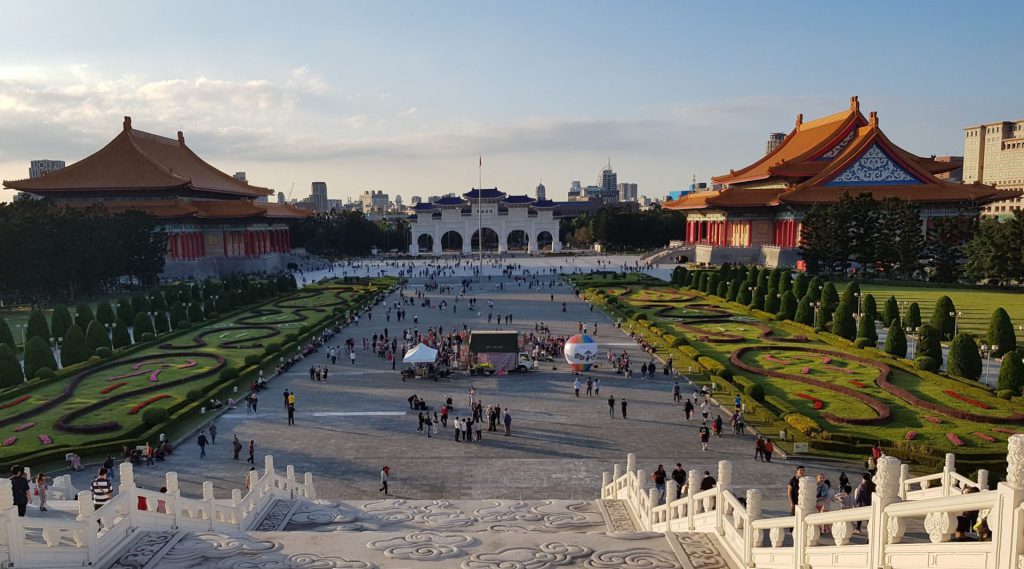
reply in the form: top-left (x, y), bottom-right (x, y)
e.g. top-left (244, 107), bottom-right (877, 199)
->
top-left (461, 542), bottom-right (592, 569)
top-left (366, 531), bottom-right (479, 561)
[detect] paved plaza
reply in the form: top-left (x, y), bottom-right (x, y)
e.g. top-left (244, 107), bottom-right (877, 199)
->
top-left (66, 257), bottom-right (857, 515)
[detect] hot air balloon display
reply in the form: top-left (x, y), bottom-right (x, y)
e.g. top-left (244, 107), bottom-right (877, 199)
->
top-left (563, 334), bottom-right (598, 372)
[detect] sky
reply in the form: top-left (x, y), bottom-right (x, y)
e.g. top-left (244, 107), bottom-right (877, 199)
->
top-left (1, 0), bottom-right (1021, 203)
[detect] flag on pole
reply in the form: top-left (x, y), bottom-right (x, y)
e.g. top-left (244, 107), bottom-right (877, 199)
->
top-left (479, 154), bottom-right (482, 167)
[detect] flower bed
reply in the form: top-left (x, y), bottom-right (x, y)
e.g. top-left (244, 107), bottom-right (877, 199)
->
top-left (0, 395), bottom-right (31, 410)
top-left (100, 382), bottom-right (128, 394)
top-left (14, 423), bottom-right (34, 432)
top-left (946, 433), bottom-right (965, 447)
top-left (924, 416), bottom-right (943, 424)
top-left (796, 393), bottom-right (825, 410)
top-left (38, 434), bottom-right (52, 445)
top-left (149, 370), bottom-right (161, 382)
top-left (128, 394), bottom-right (172, 415)
top-left (905, 431), bottom-right (917, 440)
top-left (943, 390), bottom-right (990, 410)
top-left (3, 437), bottom-right (15, 446)
top-left (822, 357), bottom-right (832, 364)
top-left (994, 428), bottom-right (1023, 435)
top-left (851, 380), bottom-right (866, 388)
top-left (801, 367), bottom-right (810, 374)
top-left (973, 432), bottom-right (996, 443)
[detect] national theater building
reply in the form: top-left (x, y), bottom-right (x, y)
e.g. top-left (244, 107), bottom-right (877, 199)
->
top-left (3, 117), bottom-right (312, 277)
top-left (408, 188), bottom-right (562, 255)
top-left (664, 97), bottom-right (1017, 268)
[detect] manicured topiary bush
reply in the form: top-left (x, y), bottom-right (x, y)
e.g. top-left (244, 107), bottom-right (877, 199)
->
top-left (0, 343), bottom-right (25, 388)
top-left (987, 308), bottom-right (1016, 358)
top-left (778, 290), bottom-right (798, 321)
top-left (96, 300), bottom-right (116, 326)
top-left (244, 354), bottom-right (262, 366)
top-left (112, 319), bottom-right (132, 349)
top-left (0, 317), bottom-right (14, 351)
top-left (854, 337), bottom-right (874, 349)
top-left (885, 317), bottom-right (907, 358)
top-left (140, 332), bottom-right (156, 343)
top-left (23, 336), bottom-right (56, 380)
top-left (917, 324), bottom-right (943, 366)
top-left (50, 304), bottom-right (73, 339)
top-left (882, 295), bottom-right (899, 327)
top-left (35, 367), bottom-right (56, 379)
top-left (907, 302), bottom-right (922, 329)
top-left (95, 346), bottom-right (113, 358)
top-left (219, 367), bottom-right (239, 381)
top-left (85, 320), bottom-right (111, 354)
top-left (914, 356), bottom-right (938, 372)
top-left (947, 333), bottom-right (982, 381)
top-left (186, 389), bottom-right (205, 402)
top-left (785, 412), bottom-right (823, 436)
top-left (74, 304), bottom-right (95, 330)
top-left (930, 295), bottom-right (956, 340)
top-left (764, 287), bottom-right (780, 314)
top-left (142, 407), bottom-right (169, 426)
top-left (997, 350), bottom-right (1024, 393)
top-left (744, 382), bottom-right (765, 402)
top-left (60, 324), bottom-right (89, 367)
top-left (997, 389), bottom-right (1014, 400)
top-left (831, 300), bottom-right (856, 341)
top-left (26, 309), bottom-right (50, 344)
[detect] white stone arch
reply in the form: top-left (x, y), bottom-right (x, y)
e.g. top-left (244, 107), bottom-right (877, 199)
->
top-left (440, 230), bottom-right (464, 253)
top-left (536, 230), bottom-right (554, 251)
top-left (471, 227), bottom-right (500, 252)
top-left (417, 233), bottom-right (434, 253)
top-left (506, 229), bottom-right (530, 251)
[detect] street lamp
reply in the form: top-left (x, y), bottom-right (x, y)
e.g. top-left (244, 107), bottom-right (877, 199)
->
top-left (906, 326), bottom-right (918, 359)
top-left (812, 302), bottom-right (822, 328)
top-left (50, 336), bottom-right (63, 367)
top-left (854, 292), bottom-right (862, 315)
top-left (104, 322), bottom-right (113, 340)
top-left (950, 311), bottom-right (964, 337)
top-left (148, 311), bottom-right (158, 333)
top-left (980, 343), bottom-right (998, 387)
top-left (16, 323), bottom-right (27, 344)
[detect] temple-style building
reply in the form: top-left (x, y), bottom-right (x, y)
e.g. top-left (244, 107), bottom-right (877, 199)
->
top-left (408, 188), bottom-right (561, 255)
top-left (3, 117), bottom-right (312, 277)
top-left (664, 97), bottom-right (1018, 267)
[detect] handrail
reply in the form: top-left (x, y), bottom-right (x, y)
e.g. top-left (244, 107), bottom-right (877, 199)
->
top-left (885, 492), bottom-right (998, 516)
top-left (751, 515), bottom-right (797, 530)
top-left (804, 506), bottom-right (870, 525)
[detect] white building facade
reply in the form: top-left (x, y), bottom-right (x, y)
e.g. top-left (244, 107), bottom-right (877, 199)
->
top-left (409, 188), bottom-right (562, 255)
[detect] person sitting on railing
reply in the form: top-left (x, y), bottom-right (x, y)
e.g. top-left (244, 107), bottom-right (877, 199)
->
top-left (955, 486), bottom-right (981, 541)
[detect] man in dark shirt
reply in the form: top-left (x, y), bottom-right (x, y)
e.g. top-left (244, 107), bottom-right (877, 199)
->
top-left (9, 465), bottom-right (30, 517)
top-left (197, 431), bottom-right (209, 459)
top-left (788, 465), bottom-right (806, 515)
top-left (671, 463), bottom-right (687, 500)
top-left (700, 471), bottom-right (717, 491)
top-left (620, 399), bottom-right (628, 419)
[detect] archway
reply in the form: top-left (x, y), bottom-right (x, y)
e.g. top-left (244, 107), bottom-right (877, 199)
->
top-left (537, 231), bottom-right (553, 251)
top-left (417, 233), bottom-right (434, 253)
top-left (440, 231), bottom-right (463, 252)
top-left (471, 228), bottom-right (499, 252)
top-left (507, 229), bottom-right (529, 251)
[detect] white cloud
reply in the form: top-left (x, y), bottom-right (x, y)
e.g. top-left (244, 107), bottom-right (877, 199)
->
top-left (397, 107), bottom-right (418, 118)
top-left (286, 66), bottom-right (328, 95)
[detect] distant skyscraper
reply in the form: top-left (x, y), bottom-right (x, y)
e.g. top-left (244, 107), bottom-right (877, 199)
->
top-left (411, 196), bottom-right (422, 206)
top-left (311, 181), bottom-right (328, 212)
top-left (536, 181), bottom-right (546, 200)
top-left (233, 172), bottom-right (247, 182)
top-left (277, 191), bottom-right (286, 204)
top-left (598, 161), bottom-right (617, 199)
top-left (394, 194), bottom-right (403, 208)
top-left (617, 182), bottom-right (638, 202)
top-left (29, 159), bottom-right (65, 179)
top-left (765, 133), bottom-right (786, 155)
top-left (568, 181), bottom-right (582, 200)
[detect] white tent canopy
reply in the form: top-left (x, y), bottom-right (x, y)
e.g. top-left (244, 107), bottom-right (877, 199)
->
top-left (402, 344), bottom-right (438, 364)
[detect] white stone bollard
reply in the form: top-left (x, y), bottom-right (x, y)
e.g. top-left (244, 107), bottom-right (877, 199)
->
top-left (119, 462), bottom-right (135, 490)
top-left (976, 469), bottom-right (989, 491)
top-left (165, 472), bottom-right (180, 496)
top-left (264, 455), bottom-right (275, 476)
top-left (626, 453), bottom-right (636, 474)
top-left (304, 472), bottom-right (316, 500)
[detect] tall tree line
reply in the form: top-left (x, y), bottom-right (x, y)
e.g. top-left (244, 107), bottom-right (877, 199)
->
top-left (0, 201), bottom-right (166, 303)
top-left (559, 208), bottom-right (684, 250)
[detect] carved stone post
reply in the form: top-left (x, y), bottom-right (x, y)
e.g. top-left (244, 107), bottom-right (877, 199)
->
top-left (795, 475), bottom-right (817, 568)
top-left (74, 490), bottom-right (96, 563)
top-left (715, 460), bottom-right (732, 536)
top-left (941, 453), bottom-right (955, 497)
top-left (165, 472), bottom-right (180, 496)
top-left (870, 455), bottom-right (902, 569)
top-left (626, 453), bottom-right (636, 474)
top-left (898, 463), bottom-right (910, 500)
top-left (613, 463), bottom-right (622, 482)
top-left (993, 434), bottom-right (1024, 569)
top-left (602, 472), bottom-right (610, 498)
top-left (304, 472), bottom-right (317, 500)
top-left (687, 469), bottom-right (699, 530)
top-left (264, 455), bottom-right (275, 476)
top-left (202, 481), bottom-right (215, 527)
top-left (119, 462), bottom-right (139, 527)
top-left (648, 488), bottom-right (658, 529)
top-left (976, 469), bottom-right (989, 491)
top-left (744, 488), bottom-right (762, 567)
top-left (0, 478), bottom-right (22, 566)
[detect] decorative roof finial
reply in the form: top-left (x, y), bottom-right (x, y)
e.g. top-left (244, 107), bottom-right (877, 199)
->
top-left (123, 116), bottom-right (132, 131)
top-left (869, 111), bottom-right (878, 127)
top-left (177, 131), bottom-right (185, 146)
top-left (795, 113), bottom-right (803, 127)
top-left (850, 96), bottom-right (859, 111)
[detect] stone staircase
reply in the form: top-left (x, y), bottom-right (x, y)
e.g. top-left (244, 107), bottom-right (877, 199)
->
top-left (99, 498), bottom-right (737, 569)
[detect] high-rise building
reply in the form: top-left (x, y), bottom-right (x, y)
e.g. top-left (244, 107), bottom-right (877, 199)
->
top-left (277, 191), bottom-right (286, 204)
top-left (411, 196), bottom-right (422, 206)
top-left (598, 162), bottom-right (617, 199)
top-left (964, 120), bottom-right (1024, 215)
top-left (568, 181), bottom-right (582, 200)
top-left (394, 194), bottom-right (403, 209)
top-left (360, 190), bottom-right (389, 212)
top-left (29, 159), bottom-right (65, 179)
top-left (617, 182), bottom-right (638, 202)
top-left (233, 172), bottom-right (247, 182)
top-left (536, 181), bottom-right (546, 201)
top-left (765, 133), bottom-right (786, 155)
top-left (311, 182), bottom-right (328, 212)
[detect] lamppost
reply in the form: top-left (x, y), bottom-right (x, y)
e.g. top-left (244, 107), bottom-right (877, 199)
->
top-left (906, 326), bottom-right (918, 359)
top-left (950, 310), bottom-right (964, 337)
top-left (104, 322), bottom-right (114, 341)
top-left (16, 323), bottom-right (27, 344)
top-left (854, 292), bottom-right (861, 315)
top-left (148, 311), bottom-right (158, 333)
top-left (812, 302), bottom-right (821, 328)
top-left (49, 336), bottom-right (63, 367)
top-left (980, 343), bottom-right (998, 387)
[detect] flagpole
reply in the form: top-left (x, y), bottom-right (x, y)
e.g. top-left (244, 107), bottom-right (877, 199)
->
top-left (478, 154), bottom-right (483, 283)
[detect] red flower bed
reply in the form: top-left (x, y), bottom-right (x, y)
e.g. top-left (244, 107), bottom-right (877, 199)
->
top-left (801, 367), bottom-right (810, 374)
top-left (0, 395), bottom-right (31, 409)
top-left (128, 394), bottom-right (172, 415)
top-left (38, 434), bottom-right (52, 445)
top-left (973, 432), bottom-right (996, 443)
top-left (994, 428), bottom-right (1023, 435)
top-left (2, 437), bottom-right (15, 446)
top-left (14, 423), bottom-right (34, 432)
top-left (946, 433), bottom-right (964, 446)
top-left (905, 431), bottom-right (917, 440)
top-left (943, 390), bottom-right (990, 410)
top-left (796, 392), bottom-right (826, 409)
top-left (851, 380), bottom-right (866, 388)
top-left (925, 416), bottom-right (943, 424)
top-left (100, 382), bottom-right (127, 394)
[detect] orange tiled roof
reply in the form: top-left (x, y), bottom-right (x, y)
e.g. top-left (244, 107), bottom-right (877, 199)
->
top-left (60, 198), bottom-right (316, 220)
top-left (662, 191), bottom-right (722, 210)
top-left (261, 202), bottom-right (315, 219)
top-left (3, 117), bottom-right (271, 198)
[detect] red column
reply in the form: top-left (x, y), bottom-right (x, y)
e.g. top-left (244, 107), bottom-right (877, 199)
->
top-left (721, 221), bottom-right (727, 245)
top-left (789, 221), bottom-right (795, 247)
top-left (286, 229), bottom-right (291, 251)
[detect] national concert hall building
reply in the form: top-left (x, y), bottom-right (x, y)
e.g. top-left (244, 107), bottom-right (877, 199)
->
top-left (663, 97), bottom-right (1018, 268)
top-left (3, 117), bottom-right (312, 278)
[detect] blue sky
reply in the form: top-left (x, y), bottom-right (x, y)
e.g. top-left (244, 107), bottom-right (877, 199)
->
top-left (1, 0), bottom-right (1020, 202)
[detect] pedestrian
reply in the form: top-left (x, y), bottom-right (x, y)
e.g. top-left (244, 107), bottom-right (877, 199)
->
top-left (853, 473), bottom-right (874, 533)
top-left (209, 423), bottom-right (217, 444)
top-left (503, 410), bottom-right (512, 436)
top-left (454, 417), bottom-right (462, 442)
top-left (608, 395), bottom-right (615, 418)
top-left (594, 379), bottom-right (600, 396)
top-left (284, 389), bottom-right (291, 408)
top-left (287, 403), bottom-right (295, 426)
top-left (379, 465), bottom-right (391, 495)
top-left (350, 350), bottom-right (356, 366)
top-left (462, 418), bottom-right (470, 442)
top-left (788, 465), bottom-right (806, 515)
top-left (233, 435), bottom-right (243, 460)
top-left (573, 378), bottom-right (581, 398)
top-left (754, 436), bottom-right (765, 462)
top-left (245, 467), bottom-right (256, 490)
top-left (652, 465), bottom-right (667, 505)
top-left (684, 399), bottom-right (693, 421)
top-left (475, 419), bottom-right (482, 441)
top-left (91, 468), bottom-right (113, 513)
top-left (713, 415), bottom-right (723, 437)
top-left (671, 463), bottom-right (687, 500)
top-left (247, 440), bottom-right (255, 464)
top-left (586, 377), bottom-right (593, 397)
top-left (9, 466), bottom-right (30, 517)
top-left (672, 382), bottom-right (680, 403)
top-left (764, 438), bottom-right (774, 462)
top-left (197, 430), bottom-right (209, 459)
top-left (34, 472), bottom-right (49, 512)
top-left (620, 398), bottom-right (628, 419)
top-left (251, 394), bottom-right (258, 413)
top-left (424, 413), bottom-right (433, 438)
top-left (700, 471), bottom-right (717, 491)
top-left (699, 423), bottom-right (710, 451)
top-left (417, 412), bottom-right (424, 432)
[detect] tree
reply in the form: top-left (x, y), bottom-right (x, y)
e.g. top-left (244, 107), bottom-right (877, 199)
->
top-left (793, 273), bottom-right (809, 300)
top-left (132, 312), bottom-right (154, 339)
top-left (96, 300), bottom-right (116, 325)
top-left (750, 285), bottom-right (767, 311)
top-left (768, 267), bottom-right (783, 291)
top-left (85, 320), bottom-right (110, 354)
top-left (917, 324), bottom-right (944, 366)
top-left (131, 293), bottom-right (151, 316)
top-left (840, 280), bottom-right (860, 307)
top-left (947, 333), bottom-right (982, 380)
top-left (23, 336), bottom-right (56, 379)
top-left (26, 309), bottom-right (50, 344)
top-left (804, 276), bottom-right (823, 302)
top-left (716, 281), bottom-right (728, 298)
top-left (907, 302), bottom-right (922, 329)
top-left (188, 302), bottom-right (205, 323)
top-left (926, 215), bottom-right (976, 283)
top-left (815, 302), bottom-right (831, 331)
top-left (0, 316), bottom-right (15, 349)
top-left (111, 318), bottom-right (132, 349)
top-left (930, 296), bottom-right (957, 340)
top-left (756, 268), bottom-right (770, 289)
top-left (116, 297), bottom-right (134, 324)
top-left (0, 343), bottom-right (24, 388)
top-left (794, 296), bottom-right (814, 326)
top-left (987, 308), bottom-right (1016, 358)
top-left (50, 304), bottom-right (74, 339)
top-left (822, 282), bottom-right (839, 311)
top-left (997, 350), bottom-right (1024, 393)
top-left (857, 311), bottom-right (878, 343)
top-left (862, 293), bottom-right (877, 322)
top-left (778, 271), bottom-right (793, 295)
top-left (882, 296), bottom-right (899, 327)
top-left (964, 212), bottom-right (1024, 285)
top-left (726, 279), bottom-right (741, 302)
top-left (885, 316), bottom-right (908, 358)
top-left (778, 290), bottom-right (798, 321)
top-left (736, 286), bottom-right (752, 306)
top-left (831, 300), bottom-right (857, 340)
top-left (764, 287), bottom-right (781, 314)
top-left (61, 324), bottom-right (89, 367)
top-left (670, 267), bottom-right (688, 286)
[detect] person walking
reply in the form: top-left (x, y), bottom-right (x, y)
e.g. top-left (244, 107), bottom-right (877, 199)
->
top-left (608, 395), bottom-right (616, 418)
top-left (684, 399), bottom-right (694, 421)
top-left (573, 378), bottom-right (581, 398)
top-left (593, 379), bottom-right (600, 396)
top-left (699, 423), bottom-right (710, 451)
top-left (474, 419), bottom-right (482, 441)
top-left (232, 435), bottom-right (243, 460)
top-left (349, 350), bottom-right (356, 366)
top-left (585, 377), bottom-right (593, 397)
top-left (9, 466), bottom-right (30, 517)
top-left (91, 468), bottom-right (113, 513)
top-left (788, 465), bottom-right (806, 515)
top-left (503, 410), bottom-right (512, 436)
top-left (287, 402), bottom-right (295, 426)
top-left (197, 430), bottom-right (209, 459)
top-left (209, 423), bottom-right (217, 445)
top-left (454, 417), bottom-right (462, 442)
top-left (34, 472), bottom-right (49, 512)
top-left (853, 473), bottom-right (874, 533)
top-left (754, 435), bottom-right (765, 462)
top-left (764, 438), bottom-right (774, 462)
top-left (461, 418), bottom-right (470, 442)
top-left (672, 382), bottom-right (680, 403)
top-left (379, 466), bottom-right (391, 495)
top-left (247, 440), bottom-right (255, 464)
top-left (620, 398), bottom-right (628, 419)
top-left (652, 465), bottom-right (667, 505)
top-left (671, 464), bottom-right (687, 500)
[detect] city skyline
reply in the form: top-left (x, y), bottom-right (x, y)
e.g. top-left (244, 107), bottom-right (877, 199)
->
top-left (1, 0), bottom-right (1021, 203)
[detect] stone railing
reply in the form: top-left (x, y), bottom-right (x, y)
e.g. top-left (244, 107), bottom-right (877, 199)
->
top-left (601, 434), bottom-right (1024, 569)
top-left (0, 455), bottom-right (315, 569)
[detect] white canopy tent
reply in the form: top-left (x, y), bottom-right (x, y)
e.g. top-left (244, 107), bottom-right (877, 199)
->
top-left (402, 344), bottom-right (438, 364)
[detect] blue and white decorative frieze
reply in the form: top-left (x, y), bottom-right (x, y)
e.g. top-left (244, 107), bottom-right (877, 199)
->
top-left (825, 144), bottom-right (920, 186)
top-left (817, 130), bottom-right (856, 161)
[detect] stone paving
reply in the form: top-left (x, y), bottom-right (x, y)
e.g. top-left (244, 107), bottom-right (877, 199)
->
top-left (64, 258), bottom-right (861, 515)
